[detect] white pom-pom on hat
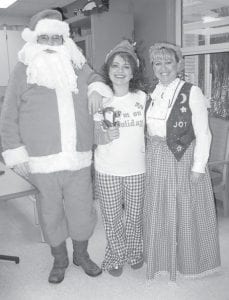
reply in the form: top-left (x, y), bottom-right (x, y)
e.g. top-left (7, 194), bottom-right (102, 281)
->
top-left (21, 27), bottom-right (37, 43)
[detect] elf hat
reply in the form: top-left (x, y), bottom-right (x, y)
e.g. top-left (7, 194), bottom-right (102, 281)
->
top-left (21, 9), bottom-right (70, 43)
top-left (105, 40), bottom-right (139, 67)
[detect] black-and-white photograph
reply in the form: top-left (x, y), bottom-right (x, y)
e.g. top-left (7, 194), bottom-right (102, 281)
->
top-left (0, 0), bottom-right (228, 299)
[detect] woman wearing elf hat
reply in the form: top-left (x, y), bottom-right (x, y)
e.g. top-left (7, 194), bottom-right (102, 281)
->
top-left (93, 40), bottom-right (146, 277)
top-left (0, 9), bottom-right (113, 284)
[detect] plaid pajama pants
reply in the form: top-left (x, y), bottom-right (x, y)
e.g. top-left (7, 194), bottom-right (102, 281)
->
top-left (95, 171), bottom-right (145, 270)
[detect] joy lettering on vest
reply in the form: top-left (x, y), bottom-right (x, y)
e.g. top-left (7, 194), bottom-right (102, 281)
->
top-left (173, 121), bottom-right (187, 128)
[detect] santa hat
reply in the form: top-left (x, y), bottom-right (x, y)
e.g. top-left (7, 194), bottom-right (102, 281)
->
top-left (21, 9), bottom-right (70, 43)
top-left (105, 40), bottom-right (139, 67)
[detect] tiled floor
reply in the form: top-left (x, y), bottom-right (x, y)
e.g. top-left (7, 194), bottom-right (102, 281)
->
top-left (0, 197), bottom-right (229, 300)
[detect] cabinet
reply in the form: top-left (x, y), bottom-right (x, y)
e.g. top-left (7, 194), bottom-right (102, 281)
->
top-left (0, 28), bottom-right (24, 86)
top-left (66, 11), bottom-right (134, 72)
top-left (66, 15), bottom-right (93, 66)
top-left (0, 30), bottom-right (9, 86)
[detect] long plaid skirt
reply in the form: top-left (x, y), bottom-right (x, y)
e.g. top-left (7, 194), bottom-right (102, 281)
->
top-left (143, 136), bottom-right (221, 281)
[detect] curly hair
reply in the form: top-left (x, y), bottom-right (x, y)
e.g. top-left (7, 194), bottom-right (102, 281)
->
top-left (101, 52), bottom-right (144, 93)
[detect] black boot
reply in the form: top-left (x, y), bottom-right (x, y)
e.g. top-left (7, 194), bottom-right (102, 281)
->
top-left (72, 240), bottom-right (102, 277)
top-left (48, 241), bottom-right (69, 284)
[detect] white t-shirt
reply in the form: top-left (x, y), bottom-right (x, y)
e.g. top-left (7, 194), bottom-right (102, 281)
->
top-left (94, 90), bottom-right (146, 176)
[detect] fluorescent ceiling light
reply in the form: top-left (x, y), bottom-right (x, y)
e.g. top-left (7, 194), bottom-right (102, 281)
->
top-left (0, 0), bottom-right (18, 8)
top-left (202, 16), bottom-right (222, 23)
top-left (183, 0), bottom-right (202, 7)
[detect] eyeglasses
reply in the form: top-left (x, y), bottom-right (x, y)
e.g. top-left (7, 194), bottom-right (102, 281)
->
top-left (37, 34), bottom-right (63, 45)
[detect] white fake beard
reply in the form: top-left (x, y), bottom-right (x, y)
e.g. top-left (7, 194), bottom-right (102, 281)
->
top-left (20, 43), bottom-right (78, 93)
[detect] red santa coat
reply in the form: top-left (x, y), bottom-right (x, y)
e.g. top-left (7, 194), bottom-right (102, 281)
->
top-left (0, 61), bottom-right (108, 173)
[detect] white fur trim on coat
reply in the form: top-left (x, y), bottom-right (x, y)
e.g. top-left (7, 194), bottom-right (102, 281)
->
top-left (88, 82), bottom-right (113, 98)
top-left (29, 151), bottom-right (92, 173)
top-left (55, 88), bottom-right (77, 152)
top-left (2, 146), bottom-right (29, 167)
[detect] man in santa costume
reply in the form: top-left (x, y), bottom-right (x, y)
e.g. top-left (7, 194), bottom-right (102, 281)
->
top-left (0, 9), bottom-right (112, 283)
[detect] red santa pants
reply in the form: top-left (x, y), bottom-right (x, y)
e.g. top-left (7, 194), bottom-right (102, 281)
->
top-left (30, 167), bottom-right (97, 247)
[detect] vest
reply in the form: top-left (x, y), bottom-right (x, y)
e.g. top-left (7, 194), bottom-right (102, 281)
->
top-left (166, 82), bottom-right (195, 161)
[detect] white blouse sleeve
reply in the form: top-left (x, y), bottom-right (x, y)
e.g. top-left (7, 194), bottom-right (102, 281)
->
top-left (189, 85), bottom-right (212, 173)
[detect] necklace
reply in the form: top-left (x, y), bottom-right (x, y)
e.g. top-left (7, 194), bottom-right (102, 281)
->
top-left (149, 79), bottom-right (181, 121)
top-left (167, 79), bottom-right (181, 108)
top-left (161, 79), bottom-right (181, 108)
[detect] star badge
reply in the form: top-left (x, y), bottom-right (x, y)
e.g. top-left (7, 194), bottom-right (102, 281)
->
top-left (177, 145), bottom-right (183, 152)
top-left (180, 106), bottom-right (187, 113)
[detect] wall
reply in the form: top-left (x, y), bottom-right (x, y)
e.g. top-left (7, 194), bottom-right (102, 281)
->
top-left (0, 0), bottom-right (177, 88)
top-left (92, 0), bottom-right (134, 71)
top-left (133, 0), bottom-right (176, 80)
top-left (64, 0), bottom-right (134, 72)
top-left (0, 16), bottom-right (29, 25)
